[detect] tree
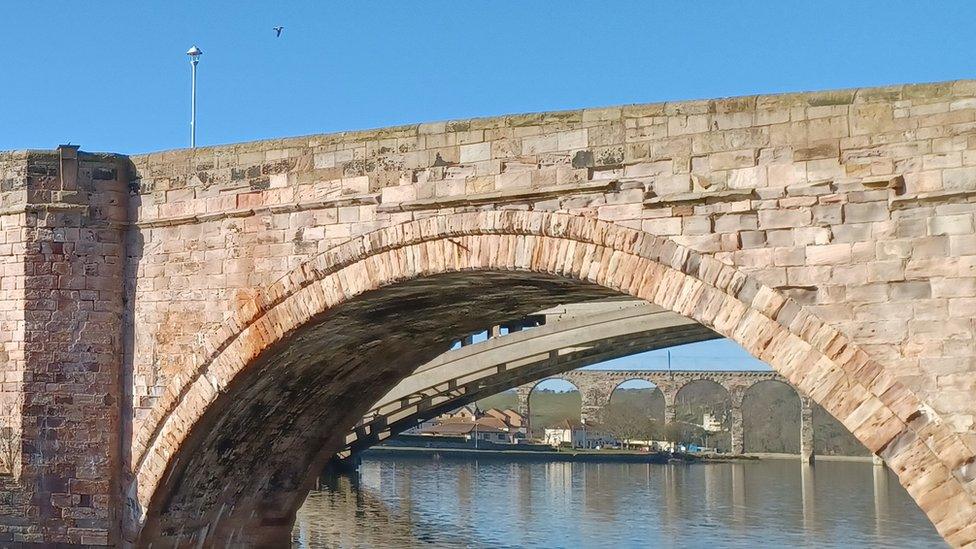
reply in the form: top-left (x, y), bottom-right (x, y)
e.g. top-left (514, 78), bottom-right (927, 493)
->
top-left (599, 401), bottom-right (657, 448)
top-left (663, 422), bottom-right (704, 447)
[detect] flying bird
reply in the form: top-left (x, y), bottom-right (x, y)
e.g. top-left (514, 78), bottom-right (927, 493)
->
top-left (273, 26), bottom-right (284, 37)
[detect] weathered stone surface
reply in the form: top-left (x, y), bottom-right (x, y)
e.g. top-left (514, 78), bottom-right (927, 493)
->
top-left (1, 79), bottom-right (976, 546)
top-left (0, 147), bottom-right (125, 545)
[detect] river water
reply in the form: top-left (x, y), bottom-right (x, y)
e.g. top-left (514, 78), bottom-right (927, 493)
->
top-left (291, 454), bottom-right (945, 548)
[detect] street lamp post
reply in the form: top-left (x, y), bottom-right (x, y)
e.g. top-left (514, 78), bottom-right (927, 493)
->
top-left (186, 45), bottom-right (203, 148)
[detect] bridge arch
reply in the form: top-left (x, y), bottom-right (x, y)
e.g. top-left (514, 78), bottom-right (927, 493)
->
top-left (346, 314), bottom-right (717, 456)
top-left (128, 210), bottom-right (975, 545)
top-left (608, 377), bottom-right (659, 400)
top-left (607, 378), bottom-right (666, 426)
top-left (674, 379), bottom-right (733, 451)
top-left (742, 379), bottom-right (802, 454)
top-left (524, 377), bottom-right (582, 439)
top-left (524, 375), bottom-right (578, 396)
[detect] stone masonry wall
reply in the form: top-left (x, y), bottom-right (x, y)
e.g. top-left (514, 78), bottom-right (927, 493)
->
top-left (0, 153), bottom-right (32, 541)
top-left (0, 149), bottom-right (128, 544)
top-left (0, 80), bottom-right (974, 545)
top-left (127, 79), bottom-right (976, 460)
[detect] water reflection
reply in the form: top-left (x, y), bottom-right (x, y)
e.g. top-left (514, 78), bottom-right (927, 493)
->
top-left (801, 462), bottom-right (815, 535)
top-left (731, 462), bottom-right (745, 526)
top-left (874, 461), bottom-right (889, 539)
top-left (292, 456), bottom-right (945, 548)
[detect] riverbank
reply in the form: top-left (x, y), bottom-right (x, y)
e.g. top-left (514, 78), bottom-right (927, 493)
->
top-left (743, 452), bottom-right (875, 463)
top-left (362, 445), bottom-right (676, 463)
top-left (359, 446), bottom-right (872, 464)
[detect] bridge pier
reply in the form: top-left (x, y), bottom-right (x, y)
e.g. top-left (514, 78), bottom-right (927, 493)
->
top-left (516, 385), bottom-right (533, 437)
top-left (578, 380), bottom-right (613, 436)
top-left (661, 386), bottom-right (678, 425)
top-left (727, 389), bottom-right (745, 455)
top-left (800, 396), bottom-right (815, 464)
top-left (580, 405), bottom-right (603, 426)
top-left (0, 147), bottom-right (128, 545)
top-left (664, 403), bottom-right (676, 424)
top-left (729, 405), bottom-right (744, 455)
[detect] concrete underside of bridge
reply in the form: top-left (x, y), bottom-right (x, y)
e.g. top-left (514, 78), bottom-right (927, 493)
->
top-left (0, 80), bottom-right (975, 546)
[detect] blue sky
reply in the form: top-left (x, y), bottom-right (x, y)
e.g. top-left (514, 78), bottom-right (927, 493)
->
top-left (2, 2), bottom-right (974, 153)
top-left (3, 3), bottom-right (970, 382)
top-left (461, 330), bottom-right (768, 375)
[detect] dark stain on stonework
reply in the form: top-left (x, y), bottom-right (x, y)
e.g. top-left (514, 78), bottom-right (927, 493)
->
top-left (596, 147), bottom-right (624, 166)
top-left (92, 167), bottom-right (116, 180)
top-left (432, 153), bottom-right (456, 167)
top-left (249, 177), bottom-right (270, 191)
top-left (572, 150), bottom-right (594, 168)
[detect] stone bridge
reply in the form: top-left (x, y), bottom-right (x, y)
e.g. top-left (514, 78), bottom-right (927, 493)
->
top-left (0, 79), bottom-right (974, 546)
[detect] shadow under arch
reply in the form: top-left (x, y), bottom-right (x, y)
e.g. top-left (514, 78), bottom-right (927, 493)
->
top-left (126, 210), bottom-right (975, 546)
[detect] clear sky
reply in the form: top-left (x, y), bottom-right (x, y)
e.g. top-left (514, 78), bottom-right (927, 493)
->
top-left (2, 2), bottom-right (974, 154)
top-left (2, 2), bottom-right (969, 379)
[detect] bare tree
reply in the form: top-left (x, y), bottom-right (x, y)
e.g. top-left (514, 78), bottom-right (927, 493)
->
top-left (599, 401), bottom-right (658, 448)
top-left (663, 422), bottom-right (705, 448)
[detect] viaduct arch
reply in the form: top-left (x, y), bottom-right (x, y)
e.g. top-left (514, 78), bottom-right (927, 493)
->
top-left (741, 378), bottom-right (804, 454)
top-left (0, 80), bottom-right (974, 546)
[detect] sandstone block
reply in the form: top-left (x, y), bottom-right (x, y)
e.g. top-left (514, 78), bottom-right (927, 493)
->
top-left (932, 277), bottom-right (976, 298)
top-left (805, 244), bottom-right (852, 265)
top-left (844, 202), bottom-right (889, 223)
top-left (380, 184), bottom-right (417, 203)
top-left (709, 149), bottom-right (756, 171)
top-left (459, 142), bottom-right (491, 163)
top-left (641, 218), bottom-right (681, 236)
top-left (942, 166), bottom-right (976, 190)
top-left (653, 174), bottom-right (692, 195)
top-left (728, 166), bottom-right (768, 189)
top-left (759, 209), bottom-right (812, 230)
top-left (928, 214), bottom-right (975, 236)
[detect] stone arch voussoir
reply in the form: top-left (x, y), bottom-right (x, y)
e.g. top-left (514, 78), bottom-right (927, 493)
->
top-left (129, 210), bottom-right (976, 545)
top-left (526, 375), bottom-right (580, 396)
top-left (608, 377), bottom-right (662, 399)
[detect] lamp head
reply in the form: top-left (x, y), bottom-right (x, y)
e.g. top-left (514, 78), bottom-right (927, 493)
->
top-left (186, 45), bottom-right (203, 64)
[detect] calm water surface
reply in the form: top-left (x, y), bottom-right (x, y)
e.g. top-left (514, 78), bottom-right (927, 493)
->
top-left (291, 455), bottom-right (945, 548)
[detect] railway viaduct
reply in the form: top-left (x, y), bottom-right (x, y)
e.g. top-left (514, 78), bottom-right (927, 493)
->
top-left (517, 369), bottom-right (809, 456)
top-left (0, 80), bottom-right (975, 546)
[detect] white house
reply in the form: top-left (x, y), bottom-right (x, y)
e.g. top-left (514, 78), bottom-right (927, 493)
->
top-left (543, 419), bottom-right (589, 448)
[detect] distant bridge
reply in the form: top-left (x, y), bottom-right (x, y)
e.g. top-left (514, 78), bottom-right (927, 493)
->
top-left (343, 299), bottom-right (813, 460)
